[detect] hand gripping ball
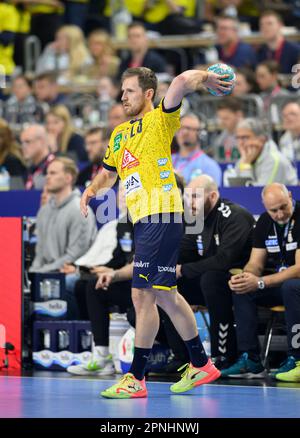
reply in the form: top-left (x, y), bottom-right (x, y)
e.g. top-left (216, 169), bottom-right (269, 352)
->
top-left (206, 63), bottom-right (236, 96)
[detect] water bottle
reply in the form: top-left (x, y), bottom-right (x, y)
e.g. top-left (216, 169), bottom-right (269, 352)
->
top-left (112, 1), bottom-right (132, 41)
top-left (0, 167), bottom-right (10, 191)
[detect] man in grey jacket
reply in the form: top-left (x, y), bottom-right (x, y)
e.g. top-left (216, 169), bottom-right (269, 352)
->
top-left (30, 157), bottom-right (97, 273)
top-left (223, 118), bottom-right (298, 186)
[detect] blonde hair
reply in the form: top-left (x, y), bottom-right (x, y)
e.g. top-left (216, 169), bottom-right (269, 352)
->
top-left (88, 30), bottom-right (115, 59)
top-left (47, 105), bottom-right (74, 154)
top-left (0, 119), bottom-right (24, 165)
top-left (52, 156), bottom-right (79, 186)
top-left (57, 25), bottom-right (90, 75)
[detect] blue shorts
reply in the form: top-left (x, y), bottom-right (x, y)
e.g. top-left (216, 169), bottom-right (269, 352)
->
top-left (132, 213), bottom-right (183, 290)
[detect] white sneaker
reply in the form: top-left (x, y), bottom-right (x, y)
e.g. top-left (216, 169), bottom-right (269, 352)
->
top-left (67, 354), bottom-right (115, 376)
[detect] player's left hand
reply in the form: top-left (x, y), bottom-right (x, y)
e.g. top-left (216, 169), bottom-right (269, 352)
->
top-left (203, 72), bottom-right (233, 93)
top-left (229, 272), bottom-right (259, 294)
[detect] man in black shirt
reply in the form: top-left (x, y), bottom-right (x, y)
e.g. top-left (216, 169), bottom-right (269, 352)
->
top-left (175, 174), bottom-right (254, 369)
top-left (222, 183), bottom-right (300, 382)
top-left (77, 127), bottom-right (109, 187)
top-left (21, 124), bottom-right (55, 190)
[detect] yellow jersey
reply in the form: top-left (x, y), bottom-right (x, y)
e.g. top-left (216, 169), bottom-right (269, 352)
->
top-left (0, 4), bottom-right (19, 76)
top-left (103, 100), bottom-right (183, 224)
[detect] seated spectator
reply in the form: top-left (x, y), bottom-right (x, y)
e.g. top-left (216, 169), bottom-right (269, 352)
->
top-left (66, 188), bottom-right (134, 375)
top-left (175, 174), bottom-right (254, 370)
top-left (131, 0), bottom-right (201, 35)
top-left (172, 113), bottom-right (222, 185)
top-left (29, 157), bottom-right (97, 274)
top-left (279, 101), bottom-right (300, 162)
top-left (118, 22), bottom-right (167, 78)
top-left (85, 30), bottom-right (120, 80)
top-left (213, 97), bottom-right (244, 162)
top-left (204, 0), bottom-right (260, 30)
top-left (107, 103), bottom-right (127, 135)
top-left (0, 1), bottom-right (18, 79)
top-left (223, 118), bottom-right (298, 186)
top-left (77, 127), bottom-right (109, 187)
top-left (213, 15), bottom-right (257, 69)
top-left (257, 10), bottom-right (300, 74)
top-left (4, 75), bottom-right (44, 125)
top-left (232, 67), bottom-right (258, 96)
top-left (21, 124), bottom-right (55, 190)
top-left (27, 0), bottom-right (63, 50)
top-left (255, 60), bottom-right (289, 113)
top-left (36, 25), bottom-right (92, 83)
top-left (222, 183), bottom-right (300, 382)
top-left (0, 118), bottom-right (26, 179)
top-left (34, 72), bottom-right (67, 108)
top-left (45, 105), bottom-right (88, 162)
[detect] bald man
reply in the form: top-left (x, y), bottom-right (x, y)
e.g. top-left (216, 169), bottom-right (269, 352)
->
top-left (173, 175), bottom-right (254, 370)
top-left (222, 183), bottom-right (300, 382)
top-left (21, 124), bottom-right (54, 190)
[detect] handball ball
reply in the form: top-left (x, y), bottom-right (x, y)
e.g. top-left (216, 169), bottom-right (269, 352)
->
top-left (206, 63), bottom-right (236, 96)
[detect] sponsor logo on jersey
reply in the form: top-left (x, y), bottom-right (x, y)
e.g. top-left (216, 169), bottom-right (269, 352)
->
top-left (134, 261), bottom-right (150, 268)
top-left (157, 158), bottom-right (168, 166)
top-left (163, 183), bottom-right (173, 192)
top-left (160, 171), bottom-right (170, 179)
top-left (113, 133), bottom-right (122, 152)
top-left (122, 148), bottom-right (139, 169)
top-left (157, 266), bottom-right (176, 273)
top-left (124, 172), bottom-right (143, 196)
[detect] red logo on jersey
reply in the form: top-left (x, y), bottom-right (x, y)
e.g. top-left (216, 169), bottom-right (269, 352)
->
top-left (122, 148), bottom-right (139, 169)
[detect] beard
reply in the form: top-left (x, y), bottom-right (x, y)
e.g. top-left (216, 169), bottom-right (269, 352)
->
top-left (123, 101), bottom-right (144, 117)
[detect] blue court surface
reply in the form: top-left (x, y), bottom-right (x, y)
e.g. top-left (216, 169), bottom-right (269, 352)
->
top-left (0, 374), bottom-right (300, 418)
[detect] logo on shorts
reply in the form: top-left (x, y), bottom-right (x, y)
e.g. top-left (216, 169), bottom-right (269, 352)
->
top-left (163, 184), bottom-right (173, 192)
top-left (124, 172), bottom-right (143, 196)
top-left (158, 266), bottom-right (176, 273)
top-left (157, 158), bottom-right (168, 166)
top-left (122, 148), bottom-right (139, 169)
top-left (134, 261), bottom-right (150, 268)
top-left (160, 171), bottom-right (170, 179)
top-left (113, 133), bottom-right (122, 152)
top-left (139, 273), bottom-right (150, 282)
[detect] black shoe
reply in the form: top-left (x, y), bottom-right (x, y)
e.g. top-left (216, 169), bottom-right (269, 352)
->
top-left (162, 357), bottom-right (188, 374)
top-left (212, 355), bottom-right (236, 371)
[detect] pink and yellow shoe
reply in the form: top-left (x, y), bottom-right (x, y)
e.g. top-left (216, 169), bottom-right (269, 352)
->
top-left (170, 359), bottom-right (221, 394)
top-left (101, 373), bottom-right (148, 399)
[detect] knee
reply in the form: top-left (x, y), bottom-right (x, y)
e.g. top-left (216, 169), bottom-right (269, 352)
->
top-left (281, 279), bottom-right (300, 300)
top-left (131, 288), bottom-right (156, 313)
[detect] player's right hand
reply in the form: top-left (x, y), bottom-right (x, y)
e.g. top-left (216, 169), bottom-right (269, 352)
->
top-left (80, 185), bottom-right (96, 217)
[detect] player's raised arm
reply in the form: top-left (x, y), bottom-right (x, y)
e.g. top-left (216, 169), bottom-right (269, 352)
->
top-left (164, 69), bottom-right (232, 110)
top-left (80, 167), bottom-right (118, 217)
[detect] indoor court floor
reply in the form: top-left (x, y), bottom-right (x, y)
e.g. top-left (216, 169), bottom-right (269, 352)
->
top-left (0, 372), bottom-right (300, 418)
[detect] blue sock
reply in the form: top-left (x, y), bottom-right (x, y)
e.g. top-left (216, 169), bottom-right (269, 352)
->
top-left (129, 347), bottom-right (151, 380)
top-left (185, 335), bottom-right (208, 367)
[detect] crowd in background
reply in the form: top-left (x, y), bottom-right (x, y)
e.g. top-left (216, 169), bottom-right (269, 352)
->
top-left (1, 0), bottom-right (300, 382)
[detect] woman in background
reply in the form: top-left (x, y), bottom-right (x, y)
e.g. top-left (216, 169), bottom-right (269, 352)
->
top-left (46, 105), bottom-right (88, 162)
